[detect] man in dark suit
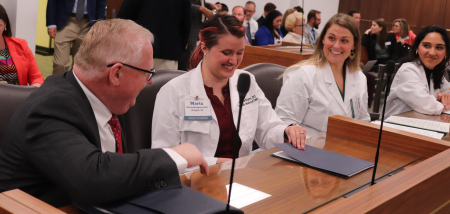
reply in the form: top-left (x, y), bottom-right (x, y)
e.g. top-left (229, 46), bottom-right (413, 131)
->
top-left (0, 19), bottom-right (208, 207)
top-left (46, 0), bottom-right (107, 75)
top-left (117, 0), bottom-right (191, 71)
top-left (257, 2), bottom-right (276, 28)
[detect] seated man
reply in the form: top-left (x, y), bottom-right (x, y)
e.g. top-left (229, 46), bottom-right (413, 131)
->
top-left (0, 19), bottom-right (208, 207)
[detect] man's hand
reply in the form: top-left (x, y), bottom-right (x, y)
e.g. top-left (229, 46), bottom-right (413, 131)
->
top-left (284, 125), bottom-right (307, 150)
top-left (171, 143), bottom-right (209, 175)
top-left (48, 28), bottom-right (57, 39)
top-left (200, 6), bottom-right (214, 18)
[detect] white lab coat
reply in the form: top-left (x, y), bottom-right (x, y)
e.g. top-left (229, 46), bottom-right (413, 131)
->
top-left (152, 62), bottom-right (286, 167)
top-left (385, 62), bottom-right (450, 116)
top-left (275, 62), bottom-right (371, 138)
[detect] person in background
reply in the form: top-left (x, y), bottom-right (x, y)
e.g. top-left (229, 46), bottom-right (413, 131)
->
top-left (303, 10), bottom-right (321, 45)
top-left (276, 13), bottom-right (370, 138)
top-left (391, 18), bottom-right (416, 58)
top-left (46, 0), bottom-right (107, 75)
top-left (257, 2), bottom-right (276, 28)
top-left (152, 14), bottom-right (306, 170)
top-left (348, 10), bottom-right (360, 28)
top-left (0, 19), bottom-right (208, 207)
top-left (282, 12), bottom-right (306, 45)
top-left (0, 4), bottom-right (43, 86)
top-left (117, 0), bottom-right (191, 71)
top-left (232, 6), bottom-right (251, 45)
top-left (362, 18), bottom-right (399, 71)
top-left (216, 2), bottom-right (229, 14)
top-left (294, 6), bottom-right (304, 13)
top-left (255, 10), bottom-right (283, 46)
top-left (280, 8), bottom-right (297, 37)
top-left (244, 1), bottom-right (258, 45)
top-left (179, 0), bottom-right (222, 71)
top-left (385, 25), bottom-right (450, 116)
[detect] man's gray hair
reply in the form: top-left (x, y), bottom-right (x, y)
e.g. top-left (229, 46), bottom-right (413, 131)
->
top-left (74, 19), bottom-right (154, 76)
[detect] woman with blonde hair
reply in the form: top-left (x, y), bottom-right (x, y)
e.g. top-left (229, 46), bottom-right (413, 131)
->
top-left (276, 13), bottom-right (370, 138)
top-left (391, 18), bottom-right (416, 46)
top-left (280, 8), bottom-right (297, 37)
top-left (282, 12), bottom-right (306, 45)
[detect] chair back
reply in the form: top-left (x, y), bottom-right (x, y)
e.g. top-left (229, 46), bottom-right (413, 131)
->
top-left (122, 70), bottom-right (185, 152)
top-left (0, 84), bottom-right (37, 143)
top-left (242, 63), bottom-right (287, 109)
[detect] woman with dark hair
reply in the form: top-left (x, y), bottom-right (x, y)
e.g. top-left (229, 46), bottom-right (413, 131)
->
top-left (254, 10), bottom-right (283, 46)
top-left (276, 13), bottom-right (370, 138)
top-left (385, 25), bottom-right (450, 116)
top-left (152, 14), bottom-right (306, 171)
top-left (362, 18), bottom-right (399, 69)
top-left (0, 4), bottom-right (43, 86)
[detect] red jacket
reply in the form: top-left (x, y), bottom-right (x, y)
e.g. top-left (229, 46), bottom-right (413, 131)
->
top-left (4, 36), bottom-right (44, 86)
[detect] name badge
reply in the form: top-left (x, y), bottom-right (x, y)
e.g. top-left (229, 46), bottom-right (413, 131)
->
top-left (385, 41), bottom-right (391, 46)
top-left (351, 95), bottom-right (362, 118)
top-left (184, 100), bottom-right (212, 121)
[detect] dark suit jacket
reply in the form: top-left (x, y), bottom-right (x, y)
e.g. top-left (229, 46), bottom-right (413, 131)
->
top-left (46, 0), bottom-right (107, 30)
top-left (362, 33), bottom-right (399, 62)
top-left (257, 15), bottom-right (264, 28)
top-left (118, 0), bottom-right (191, 61)
top-left (0, 71), bottom-right (180, 207)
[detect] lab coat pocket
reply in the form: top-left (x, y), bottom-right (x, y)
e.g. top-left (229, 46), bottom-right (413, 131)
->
top-left (179, 119), bottom-right (210, 134)
top-left (240, 107), bottom-right (258, 142)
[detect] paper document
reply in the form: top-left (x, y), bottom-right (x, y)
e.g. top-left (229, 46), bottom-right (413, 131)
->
top-left (385, 116), bottom-right (450, 133)
top-left (226, 183), bottom-right (271, 208)
top-left (372, 121), bottom-right (444, 139)
top-left (442, 109), bottom-right (450, 115)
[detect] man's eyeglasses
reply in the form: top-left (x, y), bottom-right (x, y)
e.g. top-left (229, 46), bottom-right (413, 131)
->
top-left (107, 63), bottom-right (155, 81)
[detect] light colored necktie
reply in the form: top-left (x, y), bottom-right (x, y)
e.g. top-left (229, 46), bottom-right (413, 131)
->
top-left (76, 0), bottom-right (85, 20)
top-left (108, 115), bottom-right (123, 153)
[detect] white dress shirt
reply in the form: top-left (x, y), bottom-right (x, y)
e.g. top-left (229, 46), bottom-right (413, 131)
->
top-left (73, 71), bottom-right (187, 173)
top-left (243, 18), bottom-right (258, 40)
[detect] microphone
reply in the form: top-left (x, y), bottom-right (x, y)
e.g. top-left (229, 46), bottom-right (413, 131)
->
top-left (226, 73), bottom-right (250, 213)
top-left (371, 60), bottom-right (395, 185)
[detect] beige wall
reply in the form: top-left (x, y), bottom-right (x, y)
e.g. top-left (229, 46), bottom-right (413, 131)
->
top-left (36, 0), bottom-right (50, 48)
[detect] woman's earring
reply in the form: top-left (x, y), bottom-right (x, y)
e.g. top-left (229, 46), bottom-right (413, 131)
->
top-left (349, 50), bottom-right (355, 60)
top-left (3, 27), bottom-right (6, 32)
top-left (416, 50), bottom-right (418, 55)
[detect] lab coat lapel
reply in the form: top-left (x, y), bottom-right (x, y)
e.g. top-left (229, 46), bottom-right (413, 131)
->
top-left (189, 61), bottom-right (218, 122)
top-left (344, 67), bottom-right (356, 112)
top-left (417, 64), bottom-right (430, 94)
top-left (322, 63), bottom-right (347, 112)
top-left (230, 72), bottom-right (240, 126)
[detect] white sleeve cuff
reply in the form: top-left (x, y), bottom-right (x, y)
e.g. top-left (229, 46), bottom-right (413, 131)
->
top-left (47, 25), bottom-right (57, 29)
top-left (162, 148), bottom-right (188, 174)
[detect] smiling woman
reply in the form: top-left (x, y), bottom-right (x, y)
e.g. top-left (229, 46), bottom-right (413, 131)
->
top-left (275, 13), bottom-right (371, 138)
top-left (385, 25), bottom-right (450, 116)
top-left (152, 14), bottom-right (307, 171)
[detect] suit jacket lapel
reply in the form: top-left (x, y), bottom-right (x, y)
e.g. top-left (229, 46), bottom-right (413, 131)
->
top-left (64, 70), bottom-right (102, 149)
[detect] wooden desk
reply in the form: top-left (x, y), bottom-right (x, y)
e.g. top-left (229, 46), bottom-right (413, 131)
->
top-left (239, 45), bottom-right (313, 68)
top-left (0, 189), bottom-right (64, 214)
top-left (4, 112), bottom-right (450, 213)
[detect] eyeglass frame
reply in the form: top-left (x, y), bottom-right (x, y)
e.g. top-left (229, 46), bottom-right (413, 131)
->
top-left (107, 62), bottom-right (155, 81)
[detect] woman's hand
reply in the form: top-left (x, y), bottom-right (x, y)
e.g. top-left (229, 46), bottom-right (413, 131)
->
top-left (284, 125), bottom-right (306, 150)
top-left (398, 38), bottom-right (405, 45)
top-left (365, 29), bottom-right (371, 35)
top-left (437, 90), bottom-right (450, 110)
top-left (217, 158), bottom-right (231, 164)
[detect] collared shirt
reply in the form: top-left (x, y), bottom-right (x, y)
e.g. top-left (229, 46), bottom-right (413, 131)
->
top-left (204, 82), bottom-right (241, 158)
top-left (243, 18), bottom-right (258, 40)
top-left (304, 23), bottom-right (319, 45)
top-left (73, 71), bottom-right (187, 173)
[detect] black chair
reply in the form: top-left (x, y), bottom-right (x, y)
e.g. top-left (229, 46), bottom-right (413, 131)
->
top-left (372, 63), bottom-right (400, 113)
top-left (122, 70), bottom-right (185, 153)
top-left (0, 84), bottom-right (37, 144)
top-left (242, 63), bottom-right (287, 109)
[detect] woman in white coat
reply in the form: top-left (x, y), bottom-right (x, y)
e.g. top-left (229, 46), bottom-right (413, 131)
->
top-left (385, 25), bottom-right (450, 116)
top-left (276, 13), bottom-right (371, 138)
top-left (152, 14), bottom-right (306, 169)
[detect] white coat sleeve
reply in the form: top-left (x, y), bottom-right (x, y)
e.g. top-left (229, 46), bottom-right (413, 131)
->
top-left (275, 67), bottom-right (311, 125)
top-left (152, 82), bottom-right (182, 148)
top-left (252, 77), bottom-right (286, 149)
top-left (393, 66), bottom-right (444, 115)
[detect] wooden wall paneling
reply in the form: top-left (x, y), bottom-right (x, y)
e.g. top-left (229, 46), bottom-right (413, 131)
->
top-left (417, 0), bottom-right (446, 29)
top-left (106, 0), bottom-right (124, 19)
top-left (337, 0), bottom-right (360, 14)
top-left (441, 0), bottom-right (450, 30)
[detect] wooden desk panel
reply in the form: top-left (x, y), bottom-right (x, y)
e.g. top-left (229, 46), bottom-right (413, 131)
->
top-left (239, 45), bottom-right (313, 68)
top-left (0, 189), bottom-right (64, 214)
